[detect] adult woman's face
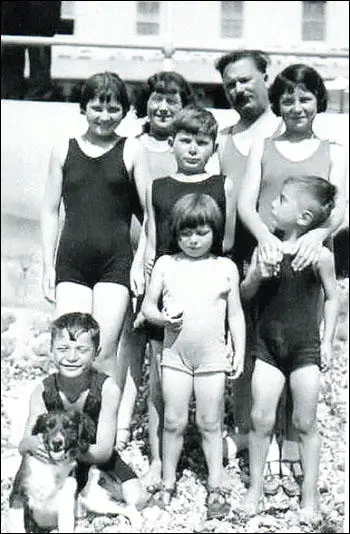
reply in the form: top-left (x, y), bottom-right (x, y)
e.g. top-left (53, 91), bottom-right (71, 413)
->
top-left (279, 85), bottom-right (318, 134)
top-left (147, 90), bottom-right (183, 138)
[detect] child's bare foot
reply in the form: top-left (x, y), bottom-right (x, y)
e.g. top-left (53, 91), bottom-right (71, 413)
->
top-left (238, 488), bottom-right (262, 517)
top-left (299, 506), bottom-right (321, 526)
top-left (141, 459), bottom-right (162, 493)
top-left (221, 468), bottom-right (232, 491)
top-left (299, 494), bottom-right (321, 525)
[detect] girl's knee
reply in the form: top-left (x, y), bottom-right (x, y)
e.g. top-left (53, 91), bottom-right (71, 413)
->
top-left (164, 412), bottom-right (187, 434)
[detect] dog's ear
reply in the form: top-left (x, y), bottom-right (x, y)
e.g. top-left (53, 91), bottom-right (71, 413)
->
top-left (32, 413), bottom-right (50, 435)
top-left (76, 413), bottom-right (96, 452)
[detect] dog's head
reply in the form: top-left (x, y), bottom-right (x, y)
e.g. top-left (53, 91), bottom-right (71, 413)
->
top-left (32, 411), bottom-right (96, 463)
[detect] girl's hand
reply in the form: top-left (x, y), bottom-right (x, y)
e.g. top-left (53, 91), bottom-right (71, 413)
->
top-left (130, 262), bottom-right (145, 297)
top-left (133, 310), bottom-right (146, 330)
top-left (144, 258), bottom-right (155, 278)
top-left (227, 353), bottom-right (244, 380)
top-left (292, 229), bottom-right (326, 271)
top-left (42, 265), bottom-right (56, 303)
top-left (162, 308), bottom-right (183, 331)
top-left (258, 234), bottom-right (283, 276)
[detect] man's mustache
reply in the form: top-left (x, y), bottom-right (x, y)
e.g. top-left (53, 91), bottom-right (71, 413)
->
top-left (234, 93), bottom-right (250, 107)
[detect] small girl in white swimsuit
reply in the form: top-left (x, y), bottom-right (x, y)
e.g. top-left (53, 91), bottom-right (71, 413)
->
top-left (141, 192), bottom-right (246, 519)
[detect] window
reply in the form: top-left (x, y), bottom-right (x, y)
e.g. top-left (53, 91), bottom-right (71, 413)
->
top-left (302, 1), bottom-right (326, 41)
top-left (221, 1), bottom-right (243, 38)
top-left (136, 1), bottom-right (160, 35)
top-left (57, 1), bottom-right (75, 35)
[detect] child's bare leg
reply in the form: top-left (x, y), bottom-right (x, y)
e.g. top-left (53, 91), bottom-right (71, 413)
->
top-left (290, 365), bottom-right (321, 519)
top-left (162, 367), bottom-right (192, 489)
top-left (142, 340), bottom-right (163, 490)
top-left (55, 281), bottom-right (92, 317)
top-left (243, 360), bottom-right (285, 514)
top-left (93, 283), bottom-right (130, 381)
top-left (195, 372), bottom-right (226, 489)
top-left (115, 307), bottom-right (147, 449)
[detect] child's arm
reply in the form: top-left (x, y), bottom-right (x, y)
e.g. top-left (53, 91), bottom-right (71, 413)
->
top-left (240, 247), bottom-right (274, 302)
top-left (141, 256), bottom-right (183, 330)
top-left (237, 139), bottom-right (283, 266)
top-left (124, 136), bottom-right (152, 213)
top-left (79, 377), bottom-right (121, 464)
top-left (226, 260), bottom-right (246, 379)
top-left (292, 142), bottom-right (347, 271)
top-left (130, 216), bottom-right (148, 297)
top-left (40, 141), bottom-right (67, 303)
top-left (316, 248), bottom-right (339, 362)
top-left (18, 384), bottom-right (49, 459)
top-left (223, 177), bottom-right (235, 254)
top-left (143, 182), bottom-right (157, 286)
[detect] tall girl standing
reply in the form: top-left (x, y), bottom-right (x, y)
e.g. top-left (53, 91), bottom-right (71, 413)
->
top-left (41, 71), bottom-right (150, 383)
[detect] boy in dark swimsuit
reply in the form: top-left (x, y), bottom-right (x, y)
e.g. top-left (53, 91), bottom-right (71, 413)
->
top-left (240, 176), bottom-right (338, 522)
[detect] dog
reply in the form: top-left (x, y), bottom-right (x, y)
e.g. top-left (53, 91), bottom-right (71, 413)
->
top-left (8, 410), bottom-right (96, 533)
top-left (8, 410), bottom-right (144, 533)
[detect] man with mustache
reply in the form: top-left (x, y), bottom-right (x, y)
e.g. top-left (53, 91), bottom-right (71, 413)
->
top-left (214, 50), bottom-right (301, 496)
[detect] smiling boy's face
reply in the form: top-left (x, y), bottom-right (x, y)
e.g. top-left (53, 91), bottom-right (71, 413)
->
top-left (51, 329), bottom-right (97, 378)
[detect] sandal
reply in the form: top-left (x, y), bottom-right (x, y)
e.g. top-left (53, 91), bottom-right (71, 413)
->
top-left (206, 487), bottom-right (230, 520)
top-left (116, 428), bottom-right (131, 452)
top-left (263, 462), bottom-right (280, 496)
top-left (154, 484), bottom-right (176, 508)
top-left (281, 461), bottom-right (302, 497)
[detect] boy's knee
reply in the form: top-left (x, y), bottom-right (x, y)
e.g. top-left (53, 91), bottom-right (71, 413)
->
top-left (292, 413), bottom-right (316, 435)
top-left (196, 414), bottom-right (221, 434)
top-left (251, 407), bottom-right (274, 433)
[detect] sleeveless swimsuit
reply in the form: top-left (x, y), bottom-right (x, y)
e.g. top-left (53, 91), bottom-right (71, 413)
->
top-left (252, 254), bottom-right (322, 374)
top-left (148, 174), bottom-right (227, 341)
top-left (55, 137), bottom-right (139, 290)
top-left (259, 138), bottom-right (332, 232)
top-left (161, 255), bottom-right (232, 375)
top-left (42, 369), bottom-right (136, 492)
top-left (152, 174), bottom-right (226, 260)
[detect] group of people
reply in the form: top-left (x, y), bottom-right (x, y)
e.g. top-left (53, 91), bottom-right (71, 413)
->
top-left (15, 49), bottom-right (346, 525)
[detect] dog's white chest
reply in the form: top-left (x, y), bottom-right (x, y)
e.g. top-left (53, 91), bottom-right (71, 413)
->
top-left (25, 457), bottom-right (76, 518)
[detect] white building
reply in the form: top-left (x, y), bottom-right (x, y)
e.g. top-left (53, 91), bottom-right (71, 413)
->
top-left (53, 1), bottom-right (348, 82)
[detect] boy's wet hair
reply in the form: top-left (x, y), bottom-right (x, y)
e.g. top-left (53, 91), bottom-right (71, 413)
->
top-left (269, 64), bottom-right (328, 116)
top-left (51, 312), bottom-right (100, 351)
top-left (171, 105), bottom-right (218, 144)
top-left (215, 49), bottom-right (270, 76)
top-left (79, 71), bottom-right (130, 116)
top-left (133, 70), bottom-right (196, 119)
top-left (284, 175), bottom-right (336, 230)
top-left (169, 193), bottom-right (224, 255)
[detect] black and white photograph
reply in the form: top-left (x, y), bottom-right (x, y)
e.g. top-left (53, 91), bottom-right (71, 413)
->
top-left (1, 2), bottom-right (349, 533)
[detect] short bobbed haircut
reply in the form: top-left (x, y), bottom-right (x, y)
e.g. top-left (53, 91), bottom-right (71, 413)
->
top-left (51, 312), bottom-right (100, 352)
top-left (269, 64), bottom-right (328, 116)
top-left (215, 49), bottom-right (270, 77)
top-left (171, 105), bottom-right (218, 144)
top-left (79, 72), bottom-right (130, 116)
top-left (169, 193), bottom-right (224, 255)
top-left (133, 71), bottom-right (196, 119)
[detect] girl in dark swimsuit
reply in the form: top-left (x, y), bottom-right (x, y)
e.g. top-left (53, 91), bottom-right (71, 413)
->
top-left (41, 71), bottom-right (150, 383)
